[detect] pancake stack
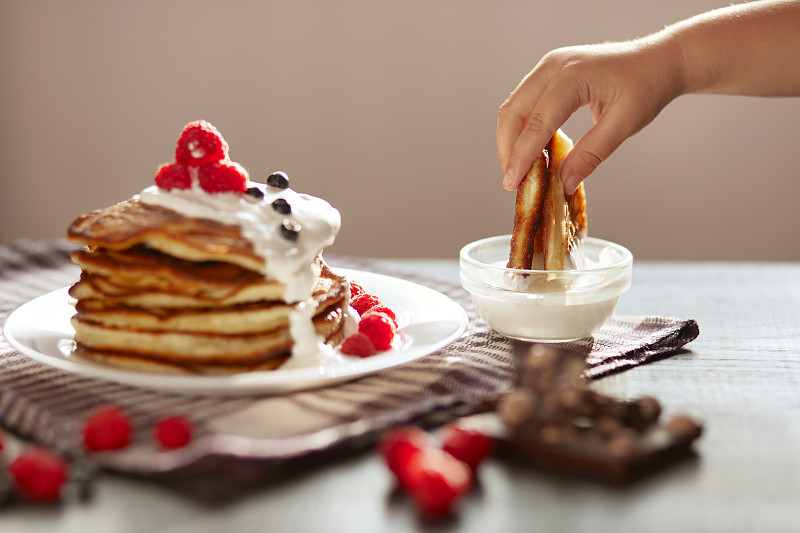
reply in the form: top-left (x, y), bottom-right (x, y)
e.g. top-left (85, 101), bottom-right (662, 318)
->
top-left (66, 120), bottom-right (346, 373)
top-left (68, 198), bottom-right (346, 373)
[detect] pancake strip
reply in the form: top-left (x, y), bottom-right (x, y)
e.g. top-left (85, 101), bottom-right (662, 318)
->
top-left (507, 151), bottom-right (550, 270)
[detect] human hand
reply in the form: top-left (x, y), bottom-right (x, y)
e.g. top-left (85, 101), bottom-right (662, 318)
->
top-left (497, 38), bottom-right (685, 193)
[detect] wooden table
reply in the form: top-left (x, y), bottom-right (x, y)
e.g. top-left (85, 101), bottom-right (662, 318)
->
top-left (2, 259), bottom-right (799, 532)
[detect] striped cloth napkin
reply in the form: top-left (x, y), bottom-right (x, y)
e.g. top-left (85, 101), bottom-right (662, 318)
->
top-left (0, 240), bottom-right (698, 499)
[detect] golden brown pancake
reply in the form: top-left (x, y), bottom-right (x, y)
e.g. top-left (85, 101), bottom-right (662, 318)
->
top-left (71, 298), bottom-right (345, 367)
top-left (76, 348), bottom-right (291, 374)
top-left (507, 151), bottom-right (549, 270)
top-left (71, 246), bottom-right (275, 299)
top-left (72, 274), bottom-right (345, 335)
top-left (68, 198), bottom-right (265, 272)
top-left (507, 129), bottom-right (587, 271)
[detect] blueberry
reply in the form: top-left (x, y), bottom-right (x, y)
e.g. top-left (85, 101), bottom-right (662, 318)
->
top-left (266, 171), bottom-right (289, 189)
top-left (245, 187), bottom-right (264, 199)
top-left (280, 219), bottom-right (300, 241)
top-left (272, 198), bottom-right (291, 214)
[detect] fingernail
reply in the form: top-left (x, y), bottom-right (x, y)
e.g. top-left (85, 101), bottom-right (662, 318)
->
top-left (563, 174), bottom-right (581, 195)
top-left (502, 172), bottom-right (515, 191)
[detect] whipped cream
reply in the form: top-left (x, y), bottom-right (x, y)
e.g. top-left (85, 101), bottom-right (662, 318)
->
top-left (137, 179), bottom-right (342, 362)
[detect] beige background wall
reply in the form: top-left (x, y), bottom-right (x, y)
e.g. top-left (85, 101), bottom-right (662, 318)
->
top-left (1, 0), bottom-right (798, 260)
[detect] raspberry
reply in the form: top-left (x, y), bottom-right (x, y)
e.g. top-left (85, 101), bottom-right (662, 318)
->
top-left (349, 281), bottom-right (365, 299)
top-left (362, 306), bottom-right (398, 328)
top-left (155, 163), bottom-right (192, 191)
top-left (175, 120), bottom-right (229, 166)
top-left (377, 426), bottom-right (433, 490)
top-left (197, 161), bottom-right (248, 194)
top-left (8, 448), bottom-right (69, 502)
top-left (403, 447), bottom-right (471, 518)
top-left (351, 293), bottom-right (382, 316)
top-left (359, 312), bottom-right (395, 351)
top-left (155, 415), bottom-right (193, 449)
top-left (440, 426), bottom-right (494, 473)
top-left (82, 405), bottom-right (132, 452)
top-left (0, 429), bottom-right (4, 451)
top-left (340, 332), bottom-right (376, 358)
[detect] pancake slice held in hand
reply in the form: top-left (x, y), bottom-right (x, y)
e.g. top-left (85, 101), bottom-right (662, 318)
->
top-left (507, 129), bottom-right (587, 272)
top-left (507, 151), bottom-right (549, 270)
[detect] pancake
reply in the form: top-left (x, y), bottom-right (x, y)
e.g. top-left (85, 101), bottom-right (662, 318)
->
top-left (69, 274), bottom-right (286, 309)
top-left (68, 198), bottom-right (265, 272)
top-left (71, 298), bottom-right (345, 366)
top-left (72, 268), bottom-right (345, 335)
top-left (507, 129), bottom-right (587, 271)
top-left (71, 245), bottom-right (276, 300)
top-left (508, 151), bottom-right (549, 270)
top-left (76, 326), bottom-right (346, 375)
top-left (75, 349), bottom-right (292, 374)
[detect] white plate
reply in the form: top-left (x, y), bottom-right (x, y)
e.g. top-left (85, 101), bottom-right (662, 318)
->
top-left (1, 268), bottom-right (468, 395)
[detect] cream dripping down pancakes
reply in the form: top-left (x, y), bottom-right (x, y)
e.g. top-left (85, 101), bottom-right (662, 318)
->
top-left (67, 120), bottom-right (346, 373)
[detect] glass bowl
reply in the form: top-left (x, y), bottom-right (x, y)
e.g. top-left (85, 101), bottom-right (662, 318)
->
top-left (459, 235), bottom-right (632, 342)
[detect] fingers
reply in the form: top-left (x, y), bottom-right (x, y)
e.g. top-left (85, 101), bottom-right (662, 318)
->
top-left (497, 71), bottom-right (547, 181)
top-left (500, 81), bottom-right (583, 191)
top-left (559, 108), bottom-right (635, 194)
top-left (499, 109), bottom-right (554, 191)
top-left (499, 41), bottom-right (677, 193)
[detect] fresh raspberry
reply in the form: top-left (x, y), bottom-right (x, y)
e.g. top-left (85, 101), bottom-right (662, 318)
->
top-left (440, 426), bottom-right (494, 473)
top-left (0, 429), bottom-right (4, 451)
top-left (8, 448), bottom-right (69, 502)
top-left (340, 332), bottom-right (376, 358)
top-left (359, 312), bottom-right (395, 351)
top-left (351, 293), bottom-right (382, 316)
top-left (403, 447), bottom-right (471, 518)
top-left (349, 280), bottom-right (365, 300)
top-left (82, 405), bottom-right (132, 452)
top-left (377, 426), bottom-right (433, 490)
top-left (362, 305), bottom-right (398, 328)
top-left (155, 415), bottom-right (193, 449)
top-left (155, 163), bottom-right (192, 191)
top-left (175, 120), bottom-right (229, 166)
top-left (197, 161), bottom-right (248, 194)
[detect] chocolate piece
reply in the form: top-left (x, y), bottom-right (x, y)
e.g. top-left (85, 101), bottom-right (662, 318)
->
top-left (489, 344), bottom-right (702, 484)
top-left (665, 414), bottom-right (703, 440)
top-left (497, 389), bottom-right (537, 429)
top-left (606, 428), bottom-right (640, 459)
